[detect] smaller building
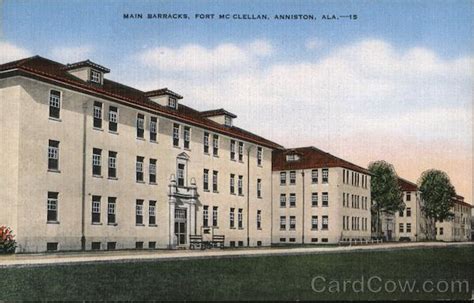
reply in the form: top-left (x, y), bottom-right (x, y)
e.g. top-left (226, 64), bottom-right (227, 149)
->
top-left (272, 147), bottom-right (372, 244)
top-left (393, 178), bottom-right (426, 241)
top-left (435, 195), bottom-right (472, 242)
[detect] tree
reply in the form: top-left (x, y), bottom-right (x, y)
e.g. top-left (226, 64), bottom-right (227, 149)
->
top-left (368, 160), bottom-right (404, 238)
top-left (418, 169), bottom-right (456, 240)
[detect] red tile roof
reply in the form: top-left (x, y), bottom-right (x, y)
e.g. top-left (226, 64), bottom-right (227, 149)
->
top-left (272, 146), bottom-right (370, 174)
top-left (63, 59), bottom-right (110, 73)
top-left (452, 195), bottom-right (472, 208)
top-left (398, 177), bottom-right (418, 192)
top-left (0, 56), bottom-right (282, 149)
top-left (144, 88), bottom-right (183, 99)
top-left (201, 108), bottom-right (237, 118)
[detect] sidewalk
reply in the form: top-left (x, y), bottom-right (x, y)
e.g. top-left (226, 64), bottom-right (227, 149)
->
top-left (0, 241), bottom-right (472, 268)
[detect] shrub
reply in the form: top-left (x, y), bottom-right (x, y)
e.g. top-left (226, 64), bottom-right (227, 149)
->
top-left (0, 225), bottom-right (17, 253)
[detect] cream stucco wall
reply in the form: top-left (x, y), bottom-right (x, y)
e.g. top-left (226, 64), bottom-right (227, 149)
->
top-left (0, 76), bottom-right (273, 252)
top-left (272, 167), bottom-right (371, 244)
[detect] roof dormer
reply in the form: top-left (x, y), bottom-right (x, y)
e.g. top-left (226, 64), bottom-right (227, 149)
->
top-left (64, 60), bottom-right (110, 85)
top-left (201, 108), bottom-right (237, 127)
top-left (145, 88), bottom-right (183, 109)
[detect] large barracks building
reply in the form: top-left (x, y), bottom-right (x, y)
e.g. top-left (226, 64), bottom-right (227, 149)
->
top-left (0, 56), bottom-right (471, 253)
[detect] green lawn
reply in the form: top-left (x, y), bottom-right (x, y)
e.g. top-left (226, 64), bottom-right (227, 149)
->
top-left (1, 246), bottom-right (473, 300)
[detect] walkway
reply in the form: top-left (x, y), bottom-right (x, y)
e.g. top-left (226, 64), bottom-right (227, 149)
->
top-left (0, 241), bottom-right (472, 268)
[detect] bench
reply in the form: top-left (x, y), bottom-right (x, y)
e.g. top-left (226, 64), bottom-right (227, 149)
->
top-left (212, 235), bottom-right (225, 249)
top-left (189, 234), bottom-right (225, 250)
top-left (189, 235), bottom-right (205, 250)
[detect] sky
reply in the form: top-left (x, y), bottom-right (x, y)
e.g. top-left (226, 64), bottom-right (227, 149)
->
top-left (1, 0), bottom-right (472, 203)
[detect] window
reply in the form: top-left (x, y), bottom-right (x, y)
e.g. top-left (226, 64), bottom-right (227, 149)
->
top-left (322, 192), bottom-right (328, 207)
top-left (257, 179), bottom-right (262, 198)
top-left (311, 238), bottom-right (318, 243)
top-left (183, 126), bottom-right (190, 149)
top-left (280, 172), bottom-right (286, 185)
top-left (257, 147), bottom-right (262, 166)
top-left (92, 148), bottom-right (102, 176)
top-left (238, 175), bottom-right (243, 195)
top-left (311, 216), bottom-right (318, 230)
top-left (289, 171), bottom-right (296, 185)
top-left (108, 151), bottom-right (117, 179)
top-left (238, 209), bottom-right (243, 228)
top-left (136, 200), bottom-right (144, 225)
top-left (203, 206), bottom-right (209, 227)
top-left (168, 97), bottom-right (177, 109)
top-left (93, 101), bottom-right (102, 128)
top-left (311, 193), bottom-right (318, 207)
top-left (289, 238), bottom-right (296, 243)
top-left (286, 154), bottom-right (300, 162)
top-left (238, 241), bottom-right (244, 247)
top-left (280, 194), bottom-right (286, 208)
top-left (203, 132), bottom-right (210, 153)
top-left (149, 201), bottom-right (156, 225)
top-left (149, 242), bottom-right (156, 249)
top-left (289, 216), bottom-right (296, 230)
top-left (107, 197), bottom-right (116, 224)
top-left (47, 242), bottom-right (58, 251)
top-left (322, 216), bottom-right (328, 230)
top-left (280, 216), bottom-right (286, 230)
top-left (343, 169), bottom-right (346, 184)
top-left (238, 142), bottom-right (244, 161)
top-left (399, 209), bottom-right (404, 217)
top-left (224, 115), bottom-right (232, 126)
top-left (137, 114), bottom-right (145, 138)
top-left (280, 238), bottom-right (286, 243)
top-left (312, 169), bottom-right (318, 183)
top-left (135, 242), bottom-right (144, 249)
top-left (406, 223), bottom-right (412, 233)
top-left (212, 206), bottom-right (218, 227)
top-left (230, 174), bottom-right (235, 194)
top-left (398, 223), bottom-right (404, 233)
top-left (48, 140), bottom-right (59, 171)
top-left (289, 193), bottom-right (296, 207)
top-left (149, 159), bottom-right (157, 184)
top-left (322, 168), bottom-right (329, 183)
top-left (177, 163), bottom-right (185, 186)
top-left (47, 192), bottom-right (58, 222)
top-left (212, 170), bottom-right (218, 192)
top-left (107, 242), bottom-right (116, 250)
top-left (91, 242), bottom-right (101, 250)
top-left (136, 156), bottom-right (144, 182)
top-left (230, 140), bottom-right (236, 160)
top-left (230, 208), bottom-right (235, 228)
top-left (257, 210), bottom-right (261, 229)
top-left (173, 123), bottom-right (180, 146)
top-left (49, 90), bottom-right (61, 119)
top-left (203, 169), bottom-right (209, 191)
top-left (91, 70), bottom-right (101, 83)
top-left (406, 192), bottom-right (411, 202)
top-left (406, 207), bottom-right (411, 217)
top-left (92, 195), bottom-right (101, 223)
top-left (212, 134), bottom-right (219, 156)
top-left (440, 227), bottom-right (444, 235)
top-left (108, 106), bottom-right (118, 132)
top-left (150, 117), bottom-right (157, 141)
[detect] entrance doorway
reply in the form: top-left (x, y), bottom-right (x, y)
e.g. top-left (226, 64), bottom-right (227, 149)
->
top-left (175, 208), bottom-right (187, 245)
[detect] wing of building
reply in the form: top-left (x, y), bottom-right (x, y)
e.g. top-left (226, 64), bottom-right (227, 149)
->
top-left (0, 56), bottom-right (282, 252)
top-left (272, 147), bottom-right (372, 244)
top-left (380, 178), bottom-right (472, 242)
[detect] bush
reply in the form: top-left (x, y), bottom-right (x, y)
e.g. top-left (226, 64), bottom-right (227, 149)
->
top-left (0, 225), bottom-right (17, 253)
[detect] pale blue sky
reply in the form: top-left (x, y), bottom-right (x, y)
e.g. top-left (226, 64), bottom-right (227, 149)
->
top-left (1, 0), bottom-right (473, 201)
